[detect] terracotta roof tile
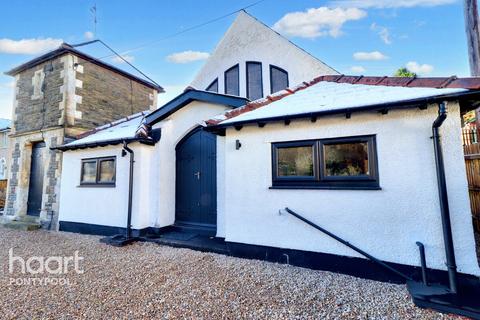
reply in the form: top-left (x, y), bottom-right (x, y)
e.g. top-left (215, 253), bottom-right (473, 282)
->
top-left (206, 74), bottom-right (480, 126)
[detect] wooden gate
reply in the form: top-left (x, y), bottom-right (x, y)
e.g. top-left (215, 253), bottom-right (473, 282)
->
top-left (0, 179), bottom-right (7, 209)
top-left (463, 128), bottom-right (480, 233)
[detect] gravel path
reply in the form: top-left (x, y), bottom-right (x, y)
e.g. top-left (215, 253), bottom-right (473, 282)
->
top-left (0, 228), bottom-right (459, 319)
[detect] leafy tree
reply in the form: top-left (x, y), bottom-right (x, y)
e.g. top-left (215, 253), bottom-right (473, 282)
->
top-left (394, 67), bottom-right (416, 77)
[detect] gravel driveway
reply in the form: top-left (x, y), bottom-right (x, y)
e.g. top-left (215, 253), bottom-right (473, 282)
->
top-left (0, 228), bottom-right (459, 319)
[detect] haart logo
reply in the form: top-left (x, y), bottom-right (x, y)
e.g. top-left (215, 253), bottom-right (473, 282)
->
top-left (8, 248), bottom-right (84, 286)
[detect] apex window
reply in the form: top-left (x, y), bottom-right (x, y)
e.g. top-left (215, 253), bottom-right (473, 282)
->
top-left (272, 135), bottom-right (379, 189)
top-left (246, 62), bottom-right (263, 100)
top-left (224, 64), bottom-right (240, 96)
top-left (270, 65), bottom-right (289, 94)
top-left (206, 78), bottom-right (218, 93)
top-left (80, 156), bottom-right (116, 186)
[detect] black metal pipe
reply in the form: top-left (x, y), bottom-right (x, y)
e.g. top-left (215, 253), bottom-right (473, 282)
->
top-left (432, 102), bottom-right (458, 293)
top-left (416, 242), bottom-right (428, 286)
top-left (283, 207), bottom-right (413, 281)
top-left (122, 141), bottom-right (134, 239)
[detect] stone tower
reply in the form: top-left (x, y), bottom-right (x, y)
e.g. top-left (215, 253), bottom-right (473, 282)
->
top-left (3, 43), bottom-right (163, 229)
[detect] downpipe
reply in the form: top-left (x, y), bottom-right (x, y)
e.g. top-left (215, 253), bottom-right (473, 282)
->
top-left (122, 141), bottom-right (134, 239)
top-left (432, 102), bottom-right (458, 293)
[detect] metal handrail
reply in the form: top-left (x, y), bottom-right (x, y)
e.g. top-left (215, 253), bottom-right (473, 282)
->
top-left (282, 207), bottom-right (413, 281)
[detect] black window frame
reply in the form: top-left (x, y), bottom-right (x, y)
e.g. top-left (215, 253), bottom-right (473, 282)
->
top-left (269, 65), bottom-right (289, 94)
top-left (224, 64), bottom-right (240, 96)
top-left (272, 140), bottom-right (319, 183)
top-left (246, 61), bottom-right (263, 100)
top-left (79, 156), bottom-right (116, 187)
top-left (271, 135), bottom-right (379, 190)
top-left (206, 78), bottom-right (218, 93)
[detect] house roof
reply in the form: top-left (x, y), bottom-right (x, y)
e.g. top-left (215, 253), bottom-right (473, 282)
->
top-left (56, 89), bottom-right (247, 151)
top-left (145, 88), bottom-right (249, 126)
top-left (0, 119), bottom-right (12, 131)
top-left (206, 75), bottom-right (480, 128)
top-left (55, 111), bottom-right (155, 151)
top-left (5, 43), bottom-right (164, 92)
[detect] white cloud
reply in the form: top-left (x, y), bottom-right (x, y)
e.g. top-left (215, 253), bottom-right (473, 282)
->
top-left (111, 55), bottom-right (135, 64)
top-left (370, 23), bottom-right (392, 44)
top-left (0, 38), bottom-right (63, 55)
top-left (330, 0), bottom-right (456, 8)
top-left (406, 61), bottom-right (434, 75)
top-left (166, 51), bottom-right (210, 64)
top-left (350, 66), bottom-right (366, 73)
top-left (353, 51), bottom-right (388, 61)
top-left (84, 31), bottom-right (94, 40)
top-left (272, 7), bottom-right (367, 39)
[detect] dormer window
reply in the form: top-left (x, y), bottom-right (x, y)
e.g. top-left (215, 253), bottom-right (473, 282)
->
top-left (32, 69), bottom-right (45, 100)
top-left (206, 78), bottom-right (218, 93)
top-left (270, 65), bottom-right (289, 94)
top-left (246, 62), bottom-right (263, 100)
top-left (224, 64), bottom-right (239, 96)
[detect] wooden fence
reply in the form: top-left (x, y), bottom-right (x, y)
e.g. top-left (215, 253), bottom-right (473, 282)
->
top-left (463, 128), bottom-right (480, 233)
top-left (0, 179), bottom-right (6, 209)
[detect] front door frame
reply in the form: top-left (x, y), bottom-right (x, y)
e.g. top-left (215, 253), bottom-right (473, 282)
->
top-left (175, 126), bottom-right (217, 234)
top-left (26, 141), bottom-right (46, 216)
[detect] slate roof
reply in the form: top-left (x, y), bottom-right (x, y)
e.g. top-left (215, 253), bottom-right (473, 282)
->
top-left (55, 111), bottom-right (153, 151)
top-left (145, 88), bottom-right (248, 126)
top-left (206, 75), bottom-right (480, 127)
top-left (5, 43), bottom-right (164, 92)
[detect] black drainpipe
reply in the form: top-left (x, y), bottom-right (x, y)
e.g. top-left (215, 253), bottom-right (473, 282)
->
top-left (122, 141), bottom-right (134, 239)
top-left (432, 101), bottom-right (458, 293)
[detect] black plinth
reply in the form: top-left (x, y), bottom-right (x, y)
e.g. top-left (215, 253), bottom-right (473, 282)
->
top-left (407, 279), bottom-right (480, 319)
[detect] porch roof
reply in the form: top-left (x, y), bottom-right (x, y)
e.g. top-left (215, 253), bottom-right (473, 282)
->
top-left (55, 111), bottom-right (156, 151)
top-left (145, 88), bottom-right (248, 126)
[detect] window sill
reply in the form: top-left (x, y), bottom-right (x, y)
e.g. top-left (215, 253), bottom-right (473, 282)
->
top-left (77, 184), bottom-right (116, 188)
top-left (270, 185), bottom-right (382, 191)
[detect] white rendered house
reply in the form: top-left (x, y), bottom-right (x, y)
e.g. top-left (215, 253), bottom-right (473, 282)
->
top-left (56, 75), bottom-right (480, 285)
top-left (53, 13), bottom-right (480, 306)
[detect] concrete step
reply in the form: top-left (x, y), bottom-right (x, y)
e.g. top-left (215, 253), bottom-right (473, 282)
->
top-left (1, 220), bottom-right (41, 231)
top-left (13, 215), bottom-right (39, 223)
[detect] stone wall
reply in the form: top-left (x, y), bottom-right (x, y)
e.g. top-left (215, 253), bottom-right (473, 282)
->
top-left (0, 130), bottom-right (11, 180)
top-left (5, 142), bottom-right (20, 216)
top-left (73, 56), bottom-right (157, 130)
top-left (4, 128), bottom-right (64, 226)
top-left (12, 58), bottom-right (64, 134)
top-left (43, 136), bottom-right (61, 228)
top-left (11, 53), bottom-right (158, 136)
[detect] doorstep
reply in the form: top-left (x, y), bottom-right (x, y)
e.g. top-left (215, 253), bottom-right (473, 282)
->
top-left (140, 229), bottom-right (229, 255)
top-left (0, 215), bottom-right (41, 231)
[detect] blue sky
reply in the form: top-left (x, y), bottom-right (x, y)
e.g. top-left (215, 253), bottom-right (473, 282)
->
top-left (0, 0), bottom-right (470, 119)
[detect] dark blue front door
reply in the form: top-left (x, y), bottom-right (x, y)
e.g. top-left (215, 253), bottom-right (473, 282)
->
top-left (27, 141), bottom-right (46, 216)
top-left (175, 127), bottom-right (217, 229)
